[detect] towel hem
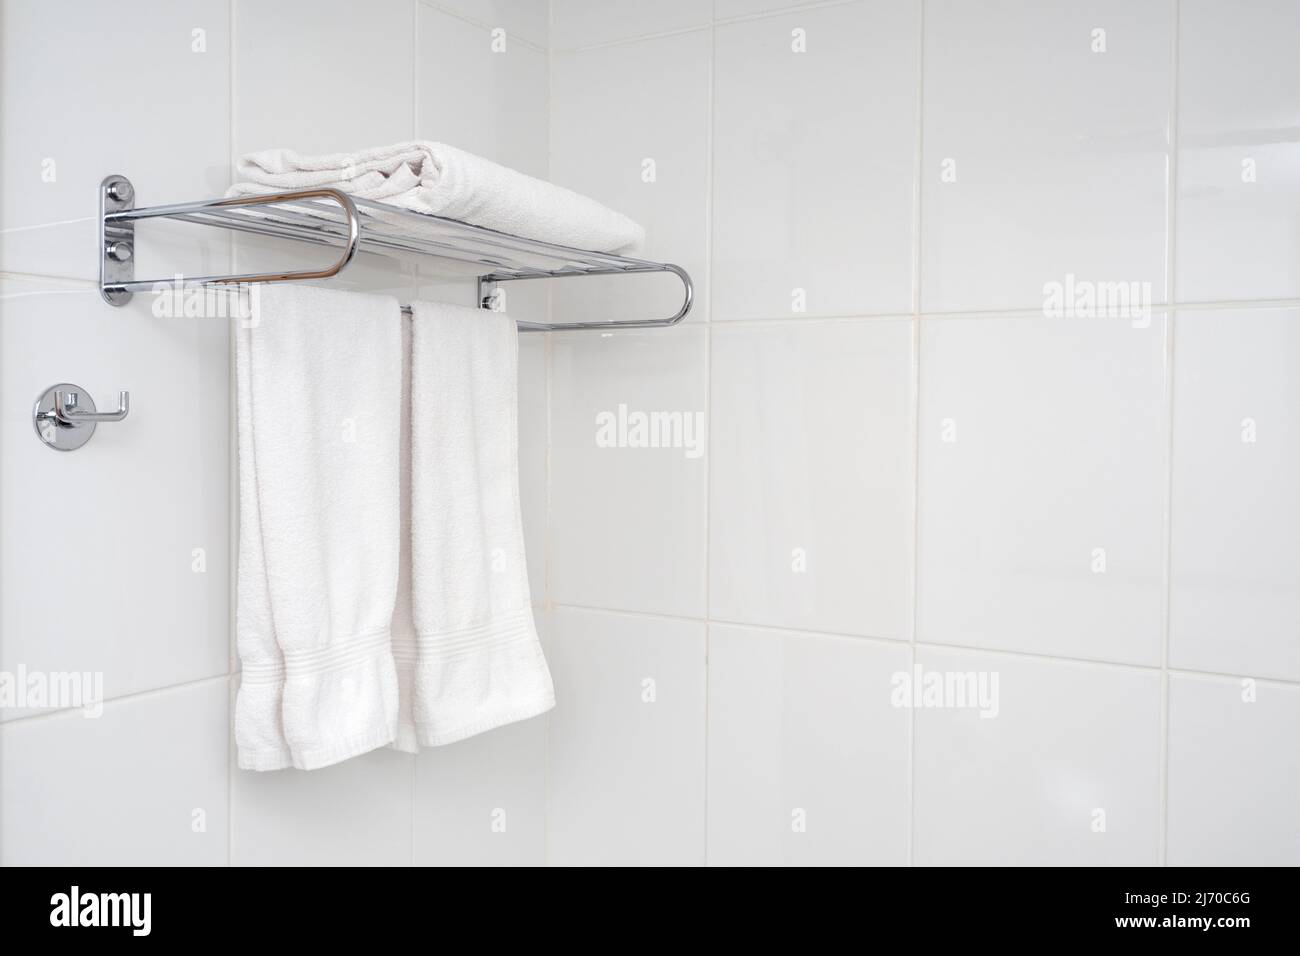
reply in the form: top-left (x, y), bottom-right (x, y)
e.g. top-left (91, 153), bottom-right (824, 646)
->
top-left (237, 748), bottom-right (294, 772)
top-left (415, 694), bottom-right (554, 748)
top-left (290, 726), bottom-right (397, 771)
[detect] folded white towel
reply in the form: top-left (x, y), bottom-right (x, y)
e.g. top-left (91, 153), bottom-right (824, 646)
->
top-left (409, 301), bottom-right (555, 746)
top-left (229, 140), bottom-right (645, 254)
top-left (234, 285), bottom-right (403, 770)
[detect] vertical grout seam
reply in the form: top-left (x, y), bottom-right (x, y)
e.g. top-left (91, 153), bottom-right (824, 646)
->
top-left (1158, 0), bottom-right (1182, 869)
top-left (905, 0), bottom-right (927, 870)
top-left (700, 0), bottom-right (718, 867)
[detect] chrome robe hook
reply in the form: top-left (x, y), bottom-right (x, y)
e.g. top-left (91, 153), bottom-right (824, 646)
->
top-left (33, 383), bottom-right (130, 451)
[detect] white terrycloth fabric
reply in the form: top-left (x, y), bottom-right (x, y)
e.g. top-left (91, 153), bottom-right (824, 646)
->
top-left (390, 314), bottom-right (419, 753)
top-left (409, 301), bottom-right (554, 746)
top-left (229, 140), bottom-right (645, 254)
top-left (235, 285), bottom-right (403, 770)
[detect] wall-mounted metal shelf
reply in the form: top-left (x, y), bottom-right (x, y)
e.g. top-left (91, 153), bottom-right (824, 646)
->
top-left (97, 174), bottom-right (692, 331)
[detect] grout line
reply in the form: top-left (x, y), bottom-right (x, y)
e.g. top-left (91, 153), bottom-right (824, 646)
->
top-left (1158, 0), bottom-right (1182, 869)
top-left (0, 215), bottom-right (95, 234)
top-left (415, 0), bottom-right (548, 53)
top-left (910, 638), bottom-right (1167, 676)
top-left (0, 271), bottom-right (96, 288)
top-left (713, 0), bottom-right (861, 28)
top-left (0, 674), bottom-right (231, 728)
top-left (701, 5), bottom-right (717, 867)
top-left (549, 600), bottom-right (1300, 688)
top-left (553, 0), bottom-right (860, 54)
top-left (1158, 310), bottom-right (1175, 867)
top-left (906, 0), bottom-right (926, 868)
top-left (552, 22), bottom-right (711, 55)
top-left (713, 311), bottom-right (916, 326)
top-left (542, 0), bottom-right (555, 870)
top-left (558, 602), bottom-right (911, 648)
top-left (1, 259), bottom-right (1298, 321)
top-left (410, 749), bottom-right (417, 866)
top-left (412, 0), bottom-right (420, 139)
top-left (5, 625), bottom-right (1293, 734)
top-left (226, 0), bottom-right (238, 872)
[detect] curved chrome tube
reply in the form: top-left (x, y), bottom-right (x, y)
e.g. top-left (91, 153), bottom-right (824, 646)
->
top-left (100, 182), bottom-right (362, 303)
top-left (479, 261), bottom-right (694, 331)
top-left (55, 389), bottom-right (130, 424)
top-left (97, 174), bottom-right (694, 331)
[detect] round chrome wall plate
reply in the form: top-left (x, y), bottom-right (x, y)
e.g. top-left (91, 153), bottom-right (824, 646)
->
top-left (33, 383), bottom-right (97, 451)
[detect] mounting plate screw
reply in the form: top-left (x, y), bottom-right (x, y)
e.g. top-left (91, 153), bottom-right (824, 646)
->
top-left (105, 240), bottom-right (133, 262)
top-left (106, 180), bottom-right (134, 203)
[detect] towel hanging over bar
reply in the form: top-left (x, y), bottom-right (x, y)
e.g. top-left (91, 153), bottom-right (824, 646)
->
top-left (97, 175), bottom-right (693, 331)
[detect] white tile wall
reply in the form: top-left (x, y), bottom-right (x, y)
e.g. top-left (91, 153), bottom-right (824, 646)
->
top-left (231, 744), bottom-right (415, 866)
top-left (1167, 673), bottom-right (1300, 866)
top-left (912, 647), bottom-right (1162, 866)
top-left (715, 0), bottom-right (825, 20)
top-left (707, 624), bottom-right (910, 866)
top-left (1170, 308), bottom-right (1300, 681)
top-left (0, 0), bottom-right (232, 280)
top-left (6, 0), bottom-right (1300, 868)
top-left (550, 0), bottom-right (708, 50)
top-left (545, 0), bottom-right (1300, 868)
top-left (712, 1), bottom-right (919, 319)
top-left (709, 320), bottom-right (913, 638)
top-left (1176, 0), bottom-right (1300, 303)
top-left (0, 679), bottom-right (229, 866)
top-left (433, 0), bottom-right (550, 48)
top-left (518, 335), bottom-right (550, 605)
top-left (233, 0), bottom-right (415, 157)
top-left (920, 0), bottom-right (1171, 313)
top-left (0, 0), bottom-right (553, 867)
top-left (413, 611), bottom-right (549, 866)
top-left (550, 28), bottom-right (711, 325)
top-left (547, 606), bottom-right (706, 865)
top-left (549, 327), bottom-right (708, 618)
top-left (413, 715), bottom-right (547, 866)
top-left (917, 314), bottom-right (1168, 666)
top-left (417, 4), bottom-right (549, 179)
top-left (0, 277), bottom-right (231, 718)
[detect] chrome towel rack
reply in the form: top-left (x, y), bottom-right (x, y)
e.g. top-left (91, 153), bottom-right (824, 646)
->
top-left (97, 174), bottom-right (693, 331)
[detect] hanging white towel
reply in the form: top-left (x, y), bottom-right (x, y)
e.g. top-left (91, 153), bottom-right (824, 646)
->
top-left (228, 140), bottom-right (645, 254)
top-left (408, 301), bottom-right (554, 746)
top-left (234, 285), bottom-right (403, 770)
top-left (390, 313), bottom-right (419, 753)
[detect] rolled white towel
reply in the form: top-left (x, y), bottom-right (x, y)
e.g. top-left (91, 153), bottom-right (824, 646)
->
top-left (229, 140), bottom-right (645, 254)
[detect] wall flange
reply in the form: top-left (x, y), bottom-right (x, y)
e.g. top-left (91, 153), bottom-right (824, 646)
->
top-left (99, 175), bottom-right (135, 306)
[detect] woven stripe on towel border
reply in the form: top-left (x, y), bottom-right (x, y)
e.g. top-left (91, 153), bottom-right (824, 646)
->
top-left (281, 630), bottom-right (395, 679)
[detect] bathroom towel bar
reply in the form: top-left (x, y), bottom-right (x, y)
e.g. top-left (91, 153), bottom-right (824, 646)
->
top-left (97, 174), bottom-right (693, 331)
